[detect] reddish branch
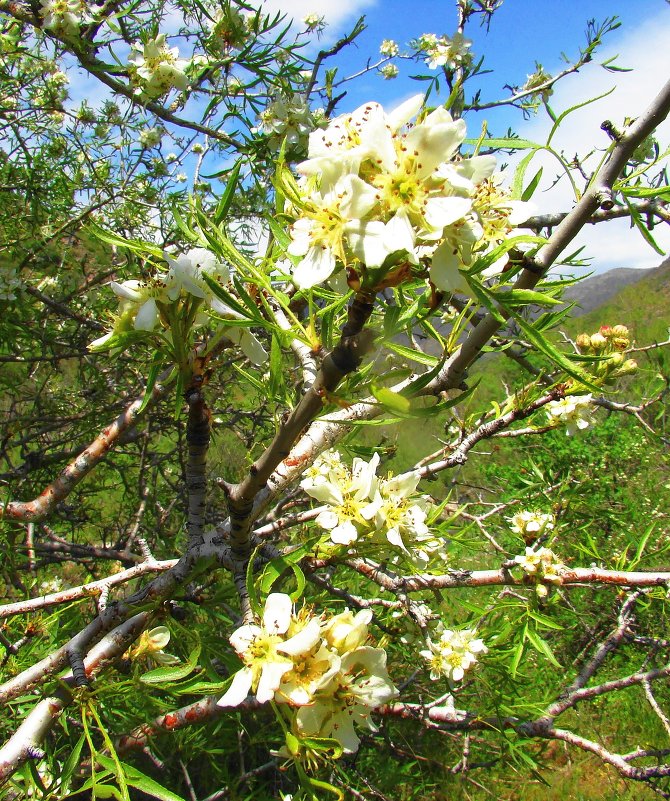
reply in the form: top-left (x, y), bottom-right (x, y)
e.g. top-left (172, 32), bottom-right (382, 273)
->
top-left (1, 374), bottom-right (171, 522)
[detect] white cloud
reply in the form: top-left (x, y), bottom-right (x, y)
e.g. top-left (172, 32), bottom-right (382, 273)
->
top-left (514, 9), bottom-right (670, 274)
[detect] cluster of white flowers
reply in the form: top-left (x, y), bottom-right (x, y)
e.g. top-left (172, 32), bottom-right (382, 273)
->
top-left (545, 394), bottom-right (595, 436)
top-left (39, 0), bottom-right (92, 37)
top-left (0, 264), bottom-right (22, 300)
top-left (421, 628), bottom-right (487, 682)
top-left (129, 35), bottom-right (192, 98)
top-left (302, 13), bottom-right (326, 33)
top-left (207, 5), bottom-right (254, 52)
top-left (300, 450), bottom-right (444, 566)
top-left (138, 127), bottom-right (163, 148)
top-left (379, 39), bottom-right (399, 57)
top-left (39, 577), bottom-right (63, 594)
top-left (417, 32), bottom-right (472, 71)
top-left (379, 64), bottom-right (399, 80)
top-left (256, 95), bottom-right (324, 152)
top-left (285, 94), bottom-right (531, 293)
top-left (90, 248), bottom-right (267, 365)
top-left (514, 546), bottom-right (566, 597)
top-left (218, 593), bottom-right (398, 754)
top-left (508, 510), bottom-right (555, 539)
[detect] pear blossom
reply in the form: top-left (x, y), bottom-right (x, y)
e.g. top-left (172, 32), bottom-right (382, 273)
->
top-left (379, 64), bottom-right (399, 79)
top-left (322, 608), bottom-right (373, 653)
top-left (380, 39), bottom-right (399, 57)
top-left (545, 394), bottom-right (595, 435)
top-left (218, 594), bottom-right (398, 751)
top-left (218, 593), bottom-right (322, 706)
top-left (509, 510), bottom-right (555, 539)
top-left (129, 35), bottom-right (190, 98)
top-left (288, 174), bottom-right (380, 289)
top-left (370, 471), bottom-right (432, 554)
top-left (421, 628), bottom-right (487, 682)
top-left (302, 13), bottom-right (326, 33)
top-left (301, 452), bottom-right (441, 562)
top-left (164, 248), bottom-right (229, 299)
top-left (109, 275), bottom-right (175, 331)
top-left (0, 264), bottom-right (22, 300)
top-left (138, 127), bottom-right (163, 148)
top-left (256, 95), bottom-right (321, 152)
top-left (207, 5), bottom-right (252, 52)
top-left (514, 546), bottom-right (566, 596)
top-left (295, 646), bottom-right (398, 753)
top-left (419, 32), bottom-right (473, 70)
top-left (40, 0), bottom-right (91, 37)
top-left (301, 452), bottom-right (380, 544)
top-left (127, 626), bottom-right (180, 666)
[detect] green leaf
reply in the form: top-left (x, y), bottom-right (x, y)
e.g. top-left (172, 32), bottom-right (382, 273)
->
top-left (91, 784), bottom-right (123, 799)
top-left (524, 627), bottom-right (561, 667)
top-left (212, 159), bottom-right (242, 225)
top-left (526, 610), bottom-right (564, 631)
top-left (510, 636), bottom-right (526, 678)
top-left (86, 221), bottom-right (164, 259)
top-left (259, 556), bottom-right (306, 602)
top-left (140, 642), bottom-right (201, 685)
top-left (494, 288), bottom-right (562, 308)
top-left (202, 273), bottom-right (253, 319)
top-left (521, 167), bottom-right (544, 202)
top-left (385, 340), bottom-right (439, 367)
top-left (547, 87), bottom-right (615, 147)
top-left (266, 214), bottom-right (292, 251)
top-left (508, 311), bottom-right (600, 391)
top-left (464, 137), bottom-right (539, 150)
top-left (625, 197), bottom-right (665, 255)
top-left (138, 351), bottom-right (163, 414)
top-left (96, 757), bottom-right (187, 801)
top-left (246, 544), bottom-right (263, 617)
top-left (370, 384), bottom-right (412, 415)
top-left (60, 733), bottom-right (86, 792)
top-left (268, 334), bottom-right (284, 399)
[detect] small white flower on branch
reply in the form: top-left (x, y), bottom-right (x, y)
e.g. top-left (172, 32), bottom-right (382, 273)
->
top-left (545, 394), bottom-right (595, 435)
top-left (129, 35), bottom-right (191, 99)
top-left (514, 546), bottom-right (566, 597)
top-left (421, 628), bottom-right (487, 682)
top-left (508, 510), bottom-right (555, 539)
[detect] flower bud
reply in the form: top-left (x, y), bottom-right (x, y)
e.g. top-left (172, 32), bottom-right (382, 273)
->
top-left (619, 359), bottom-right (638, 375)
top-left (599, 325), bottom-right (613, 338)
top-left (608, 352), bottom-right (624, 368)
top-left (589, 332), bottom-right (607, 350)
top-left (575, 333), bottom-right (592, 352)
top-left (612, 336), bottom-right (629, 351)
top-left (611, 324), bottom-right (629, 338)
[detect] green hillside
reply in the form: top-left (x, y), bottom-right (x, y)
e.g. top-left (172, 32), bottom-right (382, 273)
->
top-left (565, 258), bottom-right (670, 344)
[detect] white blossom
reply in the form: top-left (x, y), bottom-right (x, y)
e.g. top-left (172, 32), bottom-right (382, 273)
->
top-left (509, 510), bottom-right (555, 538)
top-left (546, 394), bottom-right (595, 435)
top-left (40, 0), bottom-right (91, 36)
top-left (421, 629), bottom-right (487, 682)
top-left (129, 35), bottom-right (190, 98)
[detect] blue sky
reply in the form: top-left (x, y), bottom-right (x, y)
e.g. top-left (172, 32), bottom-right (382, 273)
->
top-left (62, 0), bottom-right (670, 273)
top-left (267, 0), bottom-right (670, 273)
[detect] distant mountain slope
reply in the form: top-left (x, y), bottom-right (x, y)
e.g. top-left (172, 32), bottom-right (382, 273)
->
top-left (563, 266), bottom-right (660, 316)
top-left (564, 257), bottom-right (670, 343)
